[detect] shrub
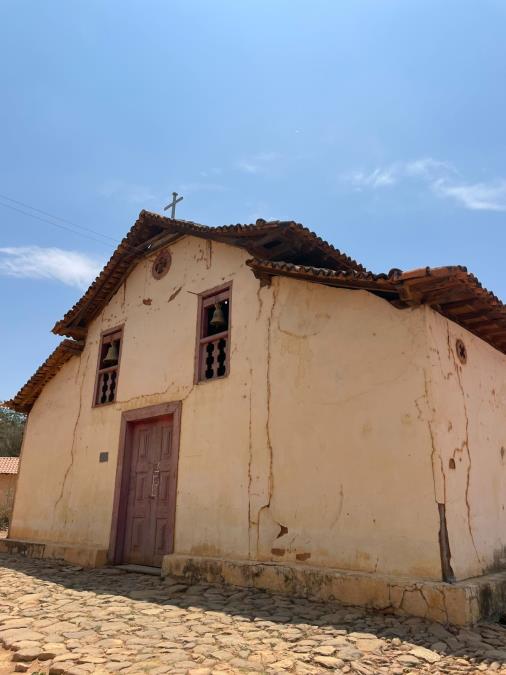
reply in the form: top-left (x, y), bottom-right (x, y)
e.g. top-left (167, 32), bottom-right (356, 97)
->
top-left (0, 487), bottom-right (14, 531)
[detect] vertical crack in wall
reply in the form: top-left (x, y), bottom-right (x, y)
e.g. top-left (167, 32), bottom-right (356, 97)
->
top-left (54, 351), bottom-right (90, 514)
top-left (438, 502), bottom-right (456, 582)
top-left (329, 484), bottom-right (344, 529)
top-left (255, 281), bottom-right (278, 556)
top-left (264, 284), bottom-right (277, 510)
top-left (446, 326), bottom-right (481, 566)
top-left (247, 382), bottom-right (253, 559)
top-left (421, 366), bottom-right (447, 506)
top-left (423, 315), bottom-right (453, 582)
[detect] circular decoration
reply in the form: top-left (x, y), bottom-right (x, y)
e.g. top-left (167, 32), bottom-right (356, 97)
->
top-left (456, 338), bottom-right (467, 365)
top-left (152, 250), bottom-right (171, 280)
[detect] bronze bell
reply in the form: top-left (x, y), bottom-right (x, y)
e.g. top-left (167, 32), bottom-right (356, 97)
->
top-left (103, 341), bottom-right (119, 365)
top-left (210, 302), bottom-right (226, 329)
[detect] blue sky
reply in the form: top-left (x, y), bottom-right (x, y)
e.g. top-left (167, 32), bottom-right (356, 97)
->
top-left (1, 0), bottom-right (506, 401)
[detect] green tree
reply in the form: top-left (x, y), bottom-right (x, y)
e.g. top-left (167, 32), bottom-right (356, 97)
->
top-left (0, 407), bottom-right (26, 457)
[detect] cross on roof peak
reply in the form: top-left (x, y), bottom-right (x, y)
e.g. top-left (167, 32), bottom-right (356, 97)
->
top-left (164, 192), bottom-right (183, 219)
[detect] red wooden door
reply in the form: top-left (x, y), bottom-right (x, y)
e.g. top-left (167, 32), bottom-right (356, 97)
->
top-left (122, 416), bottom-right (176, 566)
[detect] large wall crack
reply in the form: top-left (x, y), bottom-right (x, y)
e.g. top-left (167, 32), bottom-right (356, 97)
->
top-left (247, 383), bottom-right (253, 559)
top-left (54, 351), bottom-right (90, 515)
top-left (422, 366), bottom-right (447, 506)
top-left (446, 326), bottom-right (481, 567)
top-left (255, 282), bottom-right (278, 556)
top-left (264, 284), bottom-right (277, 512)
top-left (438, 502), bottom-right (456, 582)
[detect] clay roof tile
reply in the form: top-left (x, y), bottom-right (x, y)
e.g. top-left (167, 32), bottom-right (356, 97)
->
top-left (0, 457), bottom-right (19, 475)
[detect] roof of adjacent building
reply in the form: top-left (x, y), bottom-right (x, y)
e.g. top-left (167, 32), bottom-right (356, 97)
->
top-left (5, 210), bottom-right (506, 413)
top-left (0, 457), bottom-right (20, 475)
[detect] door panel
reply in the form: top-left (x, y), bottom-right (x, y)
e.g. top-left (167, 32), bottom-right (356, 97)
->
top-left (122, 416), bottom-right (176, 566)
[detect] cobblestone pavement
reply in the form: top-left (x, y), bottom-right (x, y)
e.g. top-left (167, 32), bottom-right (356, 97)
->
top-left (1, 555), bottom-right (506, 674)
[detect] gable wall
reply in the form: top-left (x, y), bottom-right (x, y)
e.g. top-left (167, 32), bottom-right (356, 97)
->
top-left (11, 236), bottom-right (261, 559)
top-left (11, 236), bottom-right (444, 579)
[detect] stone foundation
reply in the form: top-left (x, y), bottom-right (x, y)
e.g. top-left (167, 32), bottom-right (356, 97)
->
top-left (162, 554), bottom-right (506, 626)
top-left (0, 537), bottom-right (107, 568)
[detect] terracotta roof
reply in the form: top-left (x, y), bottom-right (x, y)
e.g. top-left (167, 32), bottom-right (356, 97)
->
top-left (53, 211), bottom-right (367, 339)
top-left (396, 266), bottom-right (506, 355)
top-left (248, 259), bottom-right (506, 355)
top-left (7, 211), bottom-right (506, 415)
top-left (4, 340), bottom-right (84, 414)
top-left (247, 259), bottom-right (401, 299)
top-left (0, 457), bottom-right (19, 475)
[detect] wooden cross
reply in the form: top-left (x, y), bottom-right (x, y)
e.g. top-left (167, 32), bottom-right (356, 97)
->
top-left (164, 192), bottom-right (183, 218)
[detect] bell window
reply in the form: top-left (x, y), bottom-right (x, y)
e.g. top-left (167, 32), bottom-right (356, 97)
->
top-left (94, 328), bottom-right (123, 406)
top-left (196, 285), bottom-right (231, 382)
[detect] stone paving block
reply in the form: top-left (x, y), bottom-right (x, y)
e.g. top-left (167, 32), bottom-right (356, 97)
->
top-left (0, 554), bottom-right (506, 674)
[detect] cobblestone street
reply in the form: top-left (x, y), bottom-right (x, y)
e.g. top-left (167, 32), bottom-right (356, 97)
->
top-left (0, 554), bottom-right (506, 674)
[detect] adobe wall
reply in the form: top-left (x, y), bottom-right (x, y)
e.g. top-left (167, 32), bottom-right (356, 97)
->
top-left (260, 278), bottom-right (441, 578)
top-left (426, 309), bottom-right (506, 580)
top-left (10, 237), bottom-right (260, 560)
top-left (10, 235), bottom-right (443, 579)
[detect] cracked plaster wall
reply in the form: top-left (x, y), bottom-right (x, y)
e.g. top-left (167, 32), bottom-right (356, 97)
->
top-left (12, 237), bottom-right (448, 580)
top-left (425, 309), bottom-right (506, 580)
top-left (11, 236), bottom-right (268, 557)
top-left (262, 277), bottom-right (442, 579)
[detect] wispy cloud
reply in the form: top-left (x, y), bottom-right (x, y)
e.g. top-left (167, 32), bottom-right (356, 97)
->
top-left (403, 158), bottom-right (455, 179)
top-left (0, 246), bottom-right (102, 289)
top-left (346, 167), bottom-right (397, 189)
top-left (342, 157), bottom-right (506, 212)
top-left (343, 158), bottom-right (456, 190)
top-left (432, 179), bottom-right (506, 212)
top-left (237, 152), bottom-right (281, 174)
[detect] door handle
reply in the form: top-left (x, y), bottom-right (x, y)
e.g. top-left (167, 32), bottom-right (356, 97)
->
top-left (150, 463), bottom-right (160, 498)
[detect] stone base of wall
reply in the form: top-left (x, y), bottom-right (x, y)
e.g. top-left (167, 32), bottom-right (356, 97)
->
top-left (0, 537), bottom-right (107, 568)
top-left (162, 554), bottom-right (506, 626)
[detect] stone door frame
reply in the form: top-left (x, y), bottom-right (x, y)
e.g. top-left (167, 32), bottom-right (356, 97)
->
top-left (108, 401), bottom-right (182, 565)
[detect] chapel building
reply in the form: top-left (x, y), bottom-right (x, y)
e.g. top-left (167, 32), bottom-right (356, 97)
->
top-left (5, 211), bottom-right (506, 625)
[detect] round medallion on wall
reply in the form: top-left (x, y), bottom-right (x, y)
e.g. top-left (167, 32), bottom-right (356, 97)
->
top-left (152, 250), bottom-right (171, 280)
top-left (456, 338), bottom-right (467, 365)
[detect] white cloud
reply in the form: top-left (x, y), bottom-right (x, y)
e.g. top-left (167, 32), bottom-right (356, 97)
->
top-left (342, 157), bottom-right (506, 212)
top-left (0, 246), bottom-right (102, 289)
top-left (346, 167), bottom-right (397, 189)
top-left (343, 157), bottom-right (456, 190)
top-left (432, 179), bottom-right (506, 212)
top-left (403, 158), bottom-right (456, 179)
top-left (237, 152), bottom-right (281, 174)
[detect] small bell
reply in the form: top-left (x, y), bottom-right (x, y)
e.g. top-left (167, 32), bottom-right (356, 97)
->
top-left (103, 341), bottom-right (119, 366)
top-left (210, 302), bottom-right (226, 330)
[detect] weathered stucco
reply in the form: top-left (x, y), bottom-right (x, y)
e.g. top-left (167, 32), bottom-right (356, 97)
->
top-left (11, 233), bottom-right (500, 585)
top-left (426, 309), bottom-right (506, 581)
top-left (259, 278), bottom-right (441, 578)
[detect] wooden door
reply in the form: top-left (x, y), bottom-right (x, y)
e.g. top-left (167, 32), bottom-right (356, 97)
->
top-left (122, 415), bottom-right (176, 566)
